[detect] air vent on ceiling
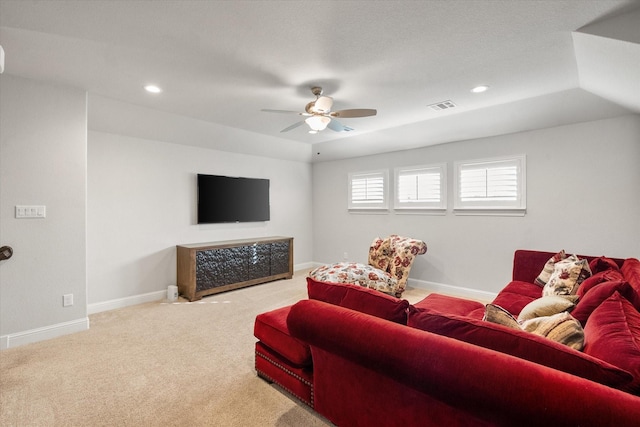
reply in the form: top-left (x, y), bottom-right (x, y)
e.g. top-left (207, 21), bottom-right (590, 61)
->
top-left (428, 100), bottom-right (457, 111)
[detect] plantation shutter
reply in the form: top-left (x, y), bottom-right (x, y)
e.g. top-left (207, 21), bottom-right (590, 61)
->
top-left (348, 170), bottom-right (388, 210)
top-left (395, 164), bottom-right (446, 210)
top-left (455, 156), bottom-right (526, 213)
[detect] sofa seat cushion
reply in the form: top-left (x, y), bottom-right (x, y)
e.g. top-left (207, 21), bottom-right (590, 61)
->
top-left (412, 293), bottom-right (484, 319)
top-left (307, 277), bottom-right (410, 324)
top-left (490, 281), bottom-right (541, 316)
top-left (407, 307), bottom-right (633, 389)
top-left (584, 292), bottom-right (640, 394)
top-left (254, 305), bottom-right (312, 367)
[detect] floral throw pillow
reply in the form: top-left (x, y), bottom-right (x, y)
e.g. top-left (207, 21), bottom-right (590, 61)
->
top-left (308, 262), bottom-right (400, 296)
top-left (534, 250), bottom-right (567, 287)
top-left (543, 256), bottom-right (592, 297)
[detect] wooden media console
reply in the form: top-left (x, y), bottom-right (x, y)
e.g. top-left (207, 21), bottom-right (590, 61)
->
top-left (176, 236), bottom-right (293, 301)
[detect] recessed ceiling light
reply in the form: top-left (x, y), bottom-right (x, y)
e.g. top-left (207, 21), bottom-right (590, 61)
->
top-left (144, 84), bottom-right (162, 94)
top-left (471, 85), bottom-right (489, 93)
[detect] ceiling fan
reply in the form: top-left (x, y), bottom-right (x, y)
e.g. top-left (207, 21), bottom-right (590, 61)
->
top-left (261, 87), bottom-right (377, 134)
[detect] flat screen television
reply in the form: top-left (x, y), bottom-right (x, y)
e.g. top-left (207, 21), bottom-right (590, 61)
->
top-left (197, 174), bottom-right (270, 223)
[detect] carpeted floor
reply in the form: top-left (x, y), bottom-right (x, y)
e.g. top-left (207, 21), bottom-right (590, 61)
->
top-left (1, 270), bottom-right (430, 426)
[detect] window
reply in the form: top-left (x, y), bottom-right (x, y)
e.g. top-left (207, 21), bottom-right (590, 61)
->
top-left (348, 169), bottom-right (388, 210)
top-left (394, 163), bottom-right (446, 211)
top-left (454, 155), bottom-right (526, 214)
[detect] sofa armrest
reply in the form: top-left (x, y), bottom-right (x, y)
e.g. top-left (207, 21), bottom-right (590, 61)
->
top-left (288, 299), bottom-right (640, 427)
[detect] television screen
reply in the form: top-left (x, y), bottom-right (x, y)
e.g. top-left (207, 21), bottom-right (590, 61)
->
top-left (197, 174), bottom-right (270, 223)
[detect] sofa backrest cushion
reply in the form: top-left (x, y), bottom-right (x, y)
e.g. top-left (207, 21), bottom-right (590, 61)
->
top-left (307, 277), bottom-right (410, 324)
top-left (407, 307), bottom-right (633, 390)
top-left (491, 280), bottom-right (541, 316)
top-left (584, 292), bottom-right (640, 394)
top-left (512, 250), bottom-right (624, 284)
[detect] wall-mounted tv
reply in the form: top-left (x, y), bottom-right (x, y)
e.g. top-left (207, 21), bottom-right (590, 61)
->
top-left (197, 174), bottom-right (270, 224)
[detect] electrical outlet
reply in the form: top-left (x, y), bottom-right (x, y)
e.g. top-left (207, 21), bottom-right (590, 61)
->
top-left (343, 252), bottom-right (348, 260)
top-left (63, 294), bottom-right (73, 307)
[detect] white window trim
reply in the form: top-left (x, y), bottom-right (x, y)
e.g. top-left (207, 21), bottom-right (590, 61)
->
top-left (394, 163), bottom-right (447, 212)
top-left (453, 154), bottom-right (526, 216)
top-left (348, 169), bottom-right (389, 211)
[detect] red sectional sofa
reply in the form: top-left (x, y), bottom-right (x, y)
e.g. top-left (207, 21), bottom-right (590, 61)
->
top-left (254, 250), bottom-right (640, 426)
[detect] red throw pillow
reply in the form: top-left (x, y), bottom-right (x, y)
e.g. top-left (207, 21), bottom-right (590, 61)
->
top-left (588, 256), bottom-right (621, 274)
top-left (572, 280), bottom-right (634, 326)
top-left (584, 292), bottom-right (640, 394)
top-left (407, 307), bottom-right (632, 390)
top-left (307, 277), bottom-right (409, 324)
top-left (577, 269), bottom-right (624, 297)
top-left (621, 258), bottom-right (640, 295)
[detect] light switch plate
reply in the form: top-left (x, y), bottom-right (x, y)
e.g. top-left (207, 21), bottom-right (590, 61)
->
top-left (15, 205), bottom-right (46, 218)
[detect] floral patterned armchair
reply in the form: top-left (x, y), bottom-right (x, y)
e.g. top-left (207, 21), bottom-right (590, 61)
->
top-left (308, 235), bottom-right (427, 297)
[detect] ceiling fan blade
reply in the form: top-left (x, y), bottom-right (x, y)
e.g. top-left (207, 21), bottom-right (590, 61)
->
top-left (261, 109), bottom-right (307, 115)
top-left (280, 121), bottom-right (306, 133)
top-left (327, 119), bottom-right (354, 132)
top-left (331, 108), bottom-right (377, 118)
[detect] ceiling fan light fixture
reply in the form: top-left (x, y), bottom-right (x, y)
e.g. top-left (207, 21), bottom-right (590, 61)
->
top-left (305, 115), bottom-right (331, 131)
top-left (314, 96), bottom-right (333, 113)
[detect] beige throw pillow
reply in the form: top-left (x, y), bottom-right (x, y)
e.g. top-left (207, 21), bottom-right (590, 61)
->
top-left (517, 295), bottom-right (577, 322)
top-left (520, 312), bottom-right (585, 350)
top-left (483, 304), bottom-right (520, 329)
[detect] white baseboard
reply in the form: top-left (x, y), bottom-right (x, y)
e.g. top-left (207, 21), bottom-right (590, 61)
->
top-left (294, 262), bottom-right (316, 271)
top-left (1, 317), bottom-right (90, 350)
top-left (408, 278), bottom-right (497, 302)
top-left (90, 264), bottom-right (316, 315)
top-left (88, 290), bottom-right (167, 315)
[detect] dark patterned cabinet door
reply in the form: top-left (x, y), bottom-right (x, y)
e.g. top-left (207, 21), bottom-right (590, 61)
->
top-left (195, 246), bottom-right (249, 292)
top-left (271, 240), bottom-right (291, 276)
top-left (177, 237), bottom-right (293, 301)
top-left (247, 243), bottom-right (271, 280)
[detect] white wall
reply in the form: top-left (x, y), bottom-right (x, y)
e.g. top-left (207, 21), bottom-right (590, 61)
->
top-left (0, 75), bottom-right (88, 348)
top-left (87, 131), bottom-right (313, 309)
top-left (312, 115), bottom-right (640, 295)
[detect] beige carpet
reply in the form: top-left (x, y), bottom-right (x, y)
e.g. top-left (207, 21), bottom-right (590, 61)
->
top-left (1, 270), bottom-right (430, 426)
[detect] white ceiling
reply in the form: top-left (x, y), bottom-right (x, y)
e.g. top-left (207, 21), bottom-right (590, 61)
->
top-left (1, 0), bottom-right (639, 162)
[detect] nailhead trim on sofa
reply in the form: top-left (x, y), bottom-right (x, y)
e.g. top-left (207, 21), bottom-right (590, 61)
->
top-left (255, 349), bottom-right (314, 407)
